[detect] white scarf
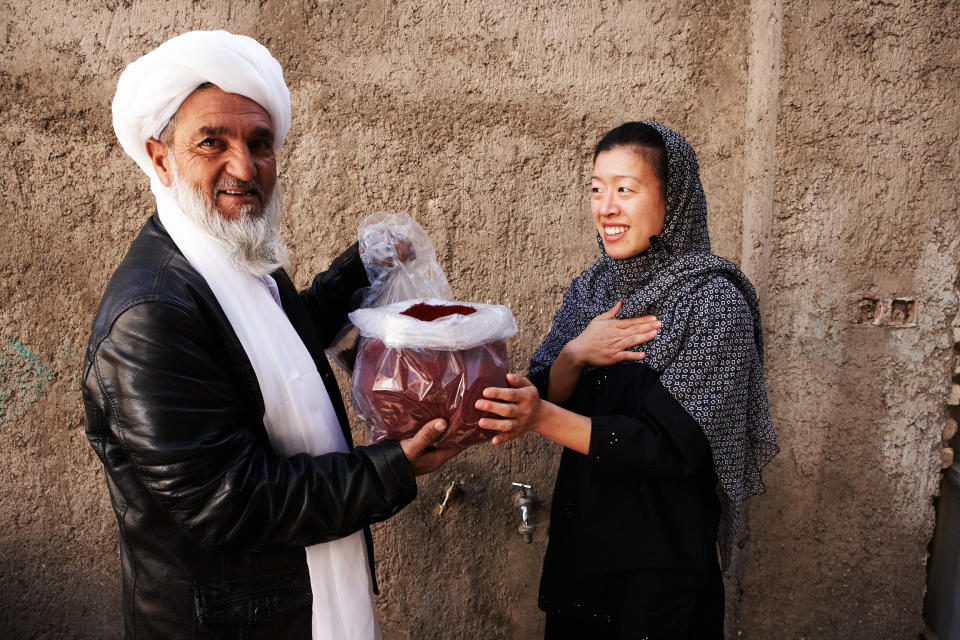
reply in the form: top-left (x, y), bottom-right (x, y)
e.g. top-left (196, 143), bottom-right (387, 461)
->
top-left (155, 182), bottom-right (380, 639)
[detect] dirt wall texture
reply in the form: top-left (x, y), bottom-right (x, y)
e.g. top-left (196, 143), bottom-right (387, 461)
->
top-left (0, 1), bottom-right (956, 638)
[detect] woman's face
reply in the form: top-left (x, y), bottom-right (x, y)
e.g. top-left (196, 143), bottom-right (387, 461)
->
top-left (591, 147), bottom-right (666, 260)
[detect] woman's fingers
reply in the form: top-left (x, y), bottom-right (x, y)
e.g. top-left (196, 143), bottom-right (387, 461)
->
top-left (481, 382), bottom-right (534, 402)
top-left (481, 386), bottom-right (515, 401)
top-left (616, 316), bottom-right (660, 332)
top-left (505, 372), bottom-right (533, 388)
top-left (611, 329), bottom-right (658, 350)
top-left (475, 398), bottom-right (519, 418)
top-left (478, 417), bottom-right (517, 431)
top-left (599, 300), bottom-right (624, 319)
top-left (635, 328), bottom-right (660, 343)
top-left (491, 432), bottom-right (519, 445)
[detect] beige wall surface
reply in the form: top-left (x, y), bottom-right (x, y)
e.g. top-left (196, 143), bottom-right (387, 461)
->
top-left (735, 1), bottom-right (960, 638)
top-left (0, 1), bottom-right (956, 638)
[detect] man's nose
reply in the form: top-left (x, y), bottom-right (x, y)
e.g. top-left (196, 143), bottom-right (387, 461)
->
top-left (224, 144), bottom-right (257, 182)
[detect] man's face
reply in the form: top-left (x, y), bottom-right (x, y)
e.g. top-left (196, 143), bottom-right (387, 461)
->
top-left (166, 86), bottom-right (277, 221)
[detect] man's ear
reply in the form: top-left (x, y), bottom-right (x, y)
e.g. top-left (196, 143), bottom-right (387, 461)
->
top-left (145, 137), bottom-right (173, 187)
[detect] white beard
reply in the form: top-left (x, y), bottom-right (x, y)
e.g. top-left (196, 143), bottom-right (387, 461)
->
top-left (169, 161), bottom-right (290, 278)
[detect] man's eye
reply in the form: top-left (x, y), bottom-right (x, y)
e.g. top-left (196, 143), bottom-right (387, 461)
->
top-left (199, 138), bottom-right (217, 147)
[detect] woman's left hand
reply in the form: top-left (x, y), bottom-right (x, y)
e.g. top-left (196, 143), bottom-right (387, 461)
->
top-left (476, 374), bottom-right (543, 445)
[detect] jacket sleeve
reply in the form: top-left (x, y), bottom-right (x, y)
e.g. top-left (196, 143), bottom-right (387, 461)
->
top-left (298, 242), bottom-right (370, 348)
top-left (88, 297), bottom-right (416, 553)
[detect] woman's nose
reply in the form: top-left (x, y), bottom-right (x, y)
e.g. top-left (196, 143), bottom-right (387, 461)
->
top-left (599, 191), bottom-right (618, 215)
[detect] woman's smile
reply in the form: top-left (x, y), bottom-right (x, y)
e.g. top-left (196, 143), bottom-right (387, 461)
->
top-left (601, 224), bottom-right (630, 242)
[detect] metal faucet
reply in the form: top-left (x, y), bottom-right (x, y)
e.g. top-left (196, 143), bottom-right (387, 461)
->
top-left (438, 481), bottom-right (463, 516)
top-left (512, 481), bottom-right (536, 543)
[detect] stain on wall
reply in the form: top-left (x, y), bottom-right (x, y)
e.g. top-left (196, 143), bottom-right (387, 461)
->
top-left (0, 339), bottom-right (53, 427)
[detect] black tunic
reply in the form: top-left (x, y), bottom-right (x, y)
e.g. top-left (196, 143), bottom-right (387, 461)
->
top-left (531, 361), bottom-right (723, 638)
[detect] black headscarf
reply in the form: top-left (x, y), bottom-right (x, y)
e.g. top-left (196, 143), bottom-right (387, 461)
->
top-left (529, 121), bottom-right (778, 570)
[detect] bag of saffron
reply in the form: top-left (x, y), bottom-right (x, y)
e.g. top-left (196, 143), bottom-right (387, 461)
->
top-left (350, 298), bottom-right (518, 450)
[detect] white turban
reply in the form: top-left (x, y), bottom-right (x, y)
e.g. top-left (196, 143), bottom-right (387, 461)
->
top-left (112, 30), bottom-right (291, 181)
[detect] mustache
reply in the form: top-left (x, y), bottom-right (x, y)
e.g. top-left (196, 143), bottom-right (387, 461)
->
top-left (214, 178), bottom-right (262, 197)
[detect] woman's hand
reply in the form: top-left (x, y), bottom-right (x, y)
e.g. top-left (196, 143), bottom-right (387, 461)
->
top-left (476, 374), bottom-right (544, 445)
top-left (546, 300), bottom-right (659, 404)
top-left (565, 300), bottom-right (659, 368)
top-left (479, 374), bottom-right (593, 453)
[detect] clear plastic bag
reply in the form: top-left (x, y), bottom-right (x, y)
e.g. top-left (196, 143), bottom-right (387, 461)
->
top-left (350, 299), bottom-right (519, 450)
top-left (326, 212), bottom-right (453, 373)
top-left (357, 212), bottom-right (452, 305)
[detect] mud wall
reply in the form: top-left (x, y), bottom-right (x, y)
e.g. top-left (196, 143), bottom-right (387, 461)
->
top-left (734, 2), bottom-right (960, 638)
top-left (0, 1), bottom-right (956, 638)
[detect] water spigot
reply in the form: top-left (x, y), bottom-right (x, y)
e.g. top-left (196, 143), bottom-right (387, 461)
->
top-left (512, 481), bottom-right (536, 543)
top-left (438, 481), bottom-right (463, 516)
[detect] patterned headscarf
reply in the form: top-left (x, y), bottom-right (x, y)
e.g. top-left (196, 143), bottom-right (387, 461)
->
top-left (530, 121), bottom-right (778, 570)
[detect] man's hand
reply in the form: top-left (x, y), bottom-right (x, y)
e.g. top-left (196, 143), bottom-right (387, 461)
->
top-left (566, 300), bottom-right (659, 368)
top-left (363, 232), bottom-right (416, 270)
top-left (393, 236), bottom-right (415, 265)
top-left (400, 419), bottom-right (460, 475)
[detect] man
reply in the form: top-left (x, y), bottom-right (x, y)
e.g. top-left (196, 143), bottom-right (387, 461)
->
top-left (82, 30), bottom-right (456, 639)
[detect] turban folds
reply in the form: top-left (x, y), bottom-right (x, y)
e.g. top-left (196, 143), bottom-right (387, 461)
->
top-left (112, 30), bottom-right (291, 181)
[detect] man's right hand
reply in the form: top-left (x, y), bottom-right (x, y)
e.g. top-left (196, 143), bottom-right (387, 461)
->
top-left (400, 419), bottom-right (460, 475)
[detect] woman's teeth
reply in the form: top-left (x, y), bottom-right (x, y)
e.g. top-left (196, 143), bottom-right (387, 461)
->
top-left (605, 226), bottom-right (628, 236)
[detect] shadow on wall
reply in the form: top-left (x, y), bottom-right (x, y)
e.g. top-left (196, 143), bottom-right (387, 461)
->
top-left (0, 535), bottom-right (122, 640)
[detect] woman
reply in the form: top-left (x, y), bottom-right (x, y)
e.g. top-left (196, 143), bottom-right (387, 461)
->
top-left (477, 121), bottom-right (778, 639)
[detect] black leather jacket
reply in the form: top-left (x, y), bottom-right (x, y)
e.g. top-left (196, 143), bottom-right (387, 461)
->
top-left (82, 215), bottom-right (417, 639)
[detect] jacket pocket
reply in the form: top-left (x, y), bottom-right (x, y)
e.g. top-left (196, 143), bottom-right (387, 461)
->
top-left (82, 398), bottom-right (107, 458)
top-left (193, 568), bottom-right (312, 627)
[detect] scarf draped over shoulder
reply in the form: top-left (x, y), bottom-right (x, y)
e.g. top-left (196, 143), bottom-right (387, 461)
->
top-left (530, 121), bottom-right (779, 570)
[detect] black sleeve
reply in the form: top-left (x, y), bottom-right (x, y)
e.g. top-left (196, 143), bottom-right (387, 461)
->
top-left (298, 242), bottom-right (370, 348)
top-left (528, 367), bottom-right (551, 400)
top-left (89, 298), bottom-right (415, 553)
top-left (587, 379), bottom-right (712, 479)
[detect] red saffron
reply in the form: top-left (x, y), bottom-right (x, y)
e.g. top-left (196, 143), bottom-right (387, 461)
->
top-left (354, 338), bottom-right (508, 450)
top-left (400, 302), bottom-right (477, 321)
